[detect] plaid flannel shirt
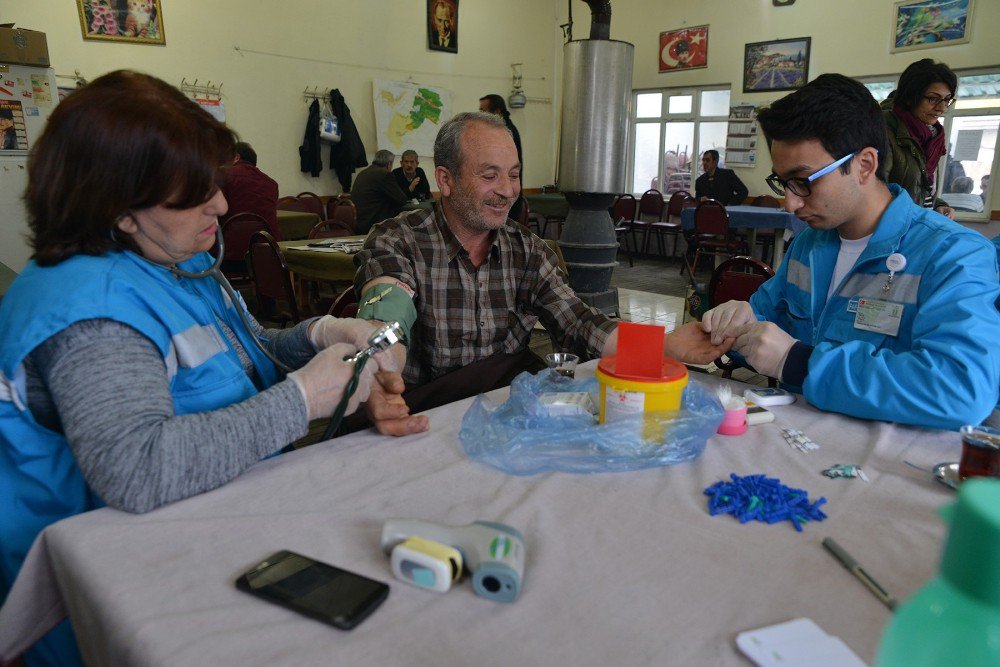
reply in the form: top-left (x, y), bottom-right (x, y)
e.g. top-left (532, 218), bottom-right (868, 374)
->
top-left (354, 202), bottom-right (616, 385)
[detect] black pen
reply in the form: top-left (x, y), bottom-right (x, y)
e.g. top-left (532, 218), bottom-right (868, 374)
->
top-left (822, 537), bottom-right (897, 610)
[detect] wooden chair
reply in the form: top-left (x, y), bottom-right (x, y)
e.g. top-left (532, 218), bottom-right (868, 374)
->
top-left (328, 287), bottom-right (360, 318)
top-left (295, 193), bottom-right (325, 219)
top-left (308, 219), bottom-right (354, 239)
top-left (325, 197), bottom-right (339, 221)
top-left (330, 198), bottom-right (357, 233)
top-left (648, 190), bottom-right (689, 258)
top-left (689, 199), bottom-right (747, 275)
top-left (247, 230), bottom-right (302, 327)
top-left (220, 213), bottom-right (269, 287)
top-left (513, 196), bottom-right (531, 229)
top-left (707, 256), bottom-right (777, 385)
top-left (610, 194), bottom-right (636, 267)
top-left (750, 194), bottom-right (783, 264)
top-left (635, 189), bottom-right (665, 255)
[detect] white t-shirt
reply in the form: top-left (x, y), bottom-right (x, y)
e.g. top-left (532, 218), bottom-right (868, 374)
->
top-left (828, 234), bottom-right (872, 301)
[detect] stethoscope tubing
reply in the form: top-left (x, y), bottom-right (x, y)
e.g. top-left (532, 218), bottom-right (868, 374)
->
top-left (168, 227), bottom-right (295, 374)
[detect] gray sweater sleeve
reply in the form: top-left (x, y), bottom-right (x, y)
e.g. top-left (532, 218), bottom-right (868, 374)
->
top-left (30, 318), bottom-right (313, 513)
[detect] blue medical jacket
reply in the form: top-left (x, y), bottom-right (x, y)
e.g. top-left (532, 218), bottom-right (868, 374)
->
top-left (750, 185), bottom-right (1000, 430)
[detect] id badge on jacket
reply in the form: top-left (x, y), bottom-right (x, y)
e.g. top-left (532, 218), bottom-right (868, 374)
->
top-left (853, 298), bottom-right (903, 337)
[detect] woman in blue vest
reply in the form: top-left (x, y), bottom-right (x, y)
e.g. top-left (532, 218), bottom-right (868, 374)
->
top-left (0, 71), bottom-right (395, 667)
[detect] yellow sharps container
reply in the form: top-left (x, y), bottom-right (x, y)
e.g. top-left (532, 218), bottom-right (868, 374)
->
top-left (595, 355), bottom-right (688, 440)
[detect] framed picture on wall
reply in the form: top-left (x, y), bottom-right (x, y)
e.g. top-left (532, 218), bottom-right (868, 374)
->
top-left (891, 0), bottom-right (972, 53)
top-left (659, 25), bottom-right (709, 73)
top-left (742, 37), bottom-right (810, 93)
top-left (427, 0), bottom-right (459, 53)
top-left (78, 0), bottom-right (165, 45)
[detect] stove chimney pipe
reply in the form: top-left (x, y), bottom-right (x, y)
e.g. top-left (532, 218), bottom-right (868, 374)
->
top-left (556, 1), bottom-right (634, 314)
top-left (582, 1), bottom-right (612, 40)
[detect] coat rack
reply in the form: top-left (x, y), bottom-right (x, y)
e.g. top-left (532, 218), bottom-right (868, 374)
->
top-left (55, 70), bottom-right (89, 88)
top-left (303, 86), bottom-right (331, 103)
top-left (180, 78), bottom-right (223, 99)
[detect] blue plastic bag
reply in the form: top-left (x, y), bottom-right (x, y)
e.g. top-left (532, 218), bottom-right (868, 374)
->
top-left (460, 371), bottom-right (724, 476)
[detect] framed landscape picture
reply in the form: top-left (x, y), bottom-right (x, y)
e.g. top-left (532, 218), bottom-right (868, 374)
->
top-left (659, 25), bottom-right (709, 73)
top-left (743, 37), bottom-right (810, 93)
top-left (892, 0), bottom-right (972, 53)
top-left (78, 0), bottom-right (165, 45)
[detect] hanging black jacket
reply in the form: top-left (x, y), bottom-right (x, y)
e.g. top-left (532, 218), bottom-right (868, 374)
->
top-left (299, 99), bottom-right (323, 177)
top-left (328, 89), bottom-right (368, 192)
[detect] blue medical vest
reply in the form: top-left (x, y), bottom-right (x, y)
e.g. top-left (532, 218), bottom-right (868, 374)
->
top-left (0, 250), bottom-right (280, 601)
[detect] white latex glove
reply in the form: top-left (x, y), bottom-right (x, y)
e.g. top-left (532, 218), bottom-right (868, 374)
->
top-left (701, 300), bottom-right (756, 345)
top-left (730, 321), bottom-right (797, 380)
top-left (287, 343), bottom-right (375, 421)
top-left (308, 316), bottom-right (398, 373)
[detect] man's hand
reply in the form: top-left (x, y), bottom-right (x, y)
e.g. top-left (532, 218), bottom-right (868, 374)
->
top-left (701, 300), bottom-right (755, 345)
top-left (730, 321), bottom-right (796, 379)
top-left (365, 370), bottom-right (429, 436)
top-left (663, 321), bottom-right (734, 365)
top-left (934, 204), bottom-right (955, 219)
top-left (408, 177), bottom-right (422, 192)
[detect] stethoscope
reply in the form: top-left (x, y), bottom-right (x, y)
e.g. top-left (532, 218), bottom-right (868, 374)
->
top-left (168, 227), bottom-right (295, 374)
top-left (167, 226), bottom-right (404, 440)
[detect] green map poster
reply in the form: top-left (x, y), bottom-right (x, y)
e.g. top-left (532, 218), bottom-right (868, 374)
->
top-left (373, 79), bottom-right (453, 157)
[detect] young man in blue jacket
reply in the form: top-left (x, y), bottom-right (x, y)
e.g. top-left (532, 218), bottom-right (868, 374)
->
top-left (701, 74), bottom-right (1000, 431)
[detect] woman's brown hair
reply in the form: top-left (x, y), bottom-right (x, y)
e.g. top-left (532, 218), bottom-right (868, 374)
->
top-left (26, 70), bottom-right (236, 265)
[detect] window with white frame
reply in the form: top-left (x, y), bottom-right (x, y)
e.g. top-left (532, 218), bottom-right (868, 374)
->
top-left (628, 86), bottom-right (731, 196)
top-left (861, 68), bottom-right (1000, 220)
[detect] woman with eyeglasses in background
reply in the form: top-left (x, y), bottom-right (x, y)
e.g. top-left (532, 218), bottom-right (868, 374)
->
top-left (880, 58), bottom-right (958, 219)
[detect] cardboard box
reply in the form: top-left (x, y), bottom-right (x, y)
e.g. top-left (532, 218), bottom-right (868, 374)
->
top-left (0, 25), bottom-right (50, 67)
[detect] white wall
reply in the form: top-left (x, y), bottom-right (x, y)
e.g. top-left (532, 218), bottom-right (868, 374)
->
top-left (3, 0), bottom-right (565, 195)
top-left (4, 0), bottom-right (1000, 216)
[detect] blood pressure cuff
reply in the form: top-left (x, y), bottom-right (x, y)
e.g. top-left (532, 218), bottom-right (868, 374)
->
top-left (357, 283), bottom-right (417, 347)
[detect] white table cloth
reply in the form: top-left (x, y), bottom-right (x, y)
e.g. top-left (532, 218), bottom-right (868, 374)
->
top-left (0, 364), bottom-right (959, 666)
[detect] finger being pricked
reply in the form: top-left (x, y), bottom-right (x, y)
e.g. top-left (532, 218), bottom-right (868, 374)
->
top-left (374, 413), bottom-right (430, 436)
top-left (364, 373), bottom-right (430, 436)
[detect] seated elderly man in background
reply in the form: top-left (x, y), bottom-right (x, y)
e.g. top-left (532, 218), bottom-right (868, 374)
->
top-left (942, 175), bottom-right (985, 213)
top-left (352, 149), bottom-right (410, 235)
top-left (700, 74), bottom-right (1000, 431)
top-left (392, 149), bottom-right (432, 201)
top-left (219, 141), bottom-right (280, 238)
top-left (352, 111), bottom-right (731, 430)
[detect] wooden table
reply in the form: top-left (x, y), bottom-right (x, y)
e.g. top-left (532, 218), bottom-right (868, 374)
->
top-left (400, 200), bottom-right (434, 212)
top-left (278, 237), bottom-right (365, 284)
top-left (276, 210), bottom-right (321, 241)
top-left (680, 205), bottom-right (807, 269)
top-left (0, 364), bottom-right (957, 665)
top-left (278, 237), bottom-right (365, 311)
top-left (525, 193), bottom-right (570, 219)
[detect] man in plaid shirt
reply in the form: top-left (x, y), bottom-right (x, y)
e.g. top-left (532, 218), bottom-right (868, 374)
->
top-left (354, 112), bottom-right (730, 435)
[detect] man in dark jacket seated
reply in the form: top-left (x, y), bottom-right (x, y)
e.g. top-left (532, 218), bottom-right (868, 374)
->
top-left (695, 150), bottom-right (749, 205)
top-left (392, 150), bottom-right (432, 201)
top-left (352, 149), bottom-right (410, 234)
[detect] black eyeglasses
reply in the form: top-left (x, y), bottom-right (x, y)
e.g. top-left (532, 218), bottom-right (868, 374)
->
top-left (765, 151), bottom-right (857, 198)
top-left (923, 94), bottom-right (956, 108)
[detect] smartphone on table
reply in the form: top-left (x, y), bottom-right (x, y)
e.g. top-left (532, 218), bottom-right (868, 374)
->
top-left (236, 550), bottom-right (389, 630)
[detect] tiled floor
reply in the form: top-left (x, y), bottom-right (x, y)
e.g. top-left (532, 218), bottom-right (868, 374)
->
top-left (617, 287), bottom-right (685, 331)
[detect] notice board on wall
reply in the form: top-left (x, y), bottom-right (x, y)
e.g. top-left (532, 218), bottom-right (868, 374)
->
top-left (725, 103), bottom-right (758, 167)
